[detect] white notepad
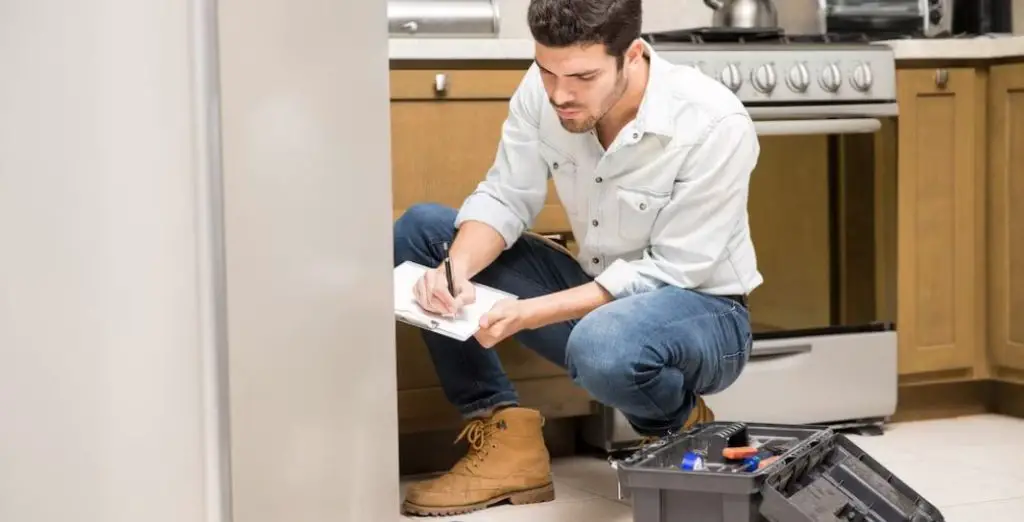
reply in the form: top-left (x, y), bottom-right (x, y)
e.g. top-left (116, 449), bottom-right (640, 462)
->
top-left (393, 261), bottom-right (517, 341)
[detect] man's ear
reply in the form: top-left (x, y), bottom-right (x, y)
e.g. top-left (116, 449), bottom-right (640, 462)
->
top-left (625, 39), bottom-right (646, 68)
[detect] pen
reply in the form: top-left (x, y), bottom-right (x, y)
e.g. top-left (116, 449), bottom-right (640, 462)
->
top-left (442, 241), bottom-right (456, 298)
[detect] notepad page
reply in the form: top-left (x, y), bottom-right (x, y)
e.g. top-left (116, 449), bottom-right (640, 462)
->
top-left (393, 261), bottom-right (517, 341)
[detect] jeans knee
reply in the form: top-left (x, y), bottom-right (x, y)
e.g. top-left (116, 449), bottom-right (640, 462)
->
top-left (393, 203), bottom-right (457, 266)
top-left (394, 203), bottom-right (455, 239)
top-left (565, 317), bottom-right (632, 398)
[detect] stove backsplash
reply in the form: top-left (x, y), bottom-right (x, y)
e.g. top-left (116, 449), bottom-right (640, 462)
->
top-left (497, 0), bottom-right (824, 39)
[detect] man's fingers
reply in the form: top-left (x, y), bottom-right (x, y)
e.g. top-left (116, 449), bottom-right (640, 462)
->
top-left (479, 307), bottom-right (502, 329)
top-left (457, 283), bottom-right (476, 305)
top-left (413, 277), bottom-right (427, 305)
top-left (453, 291), bottom-right (474, 311)
top-left (432, 286), bottom-right (456, 311)
top-left (477, 317), bottom-right (511, 349)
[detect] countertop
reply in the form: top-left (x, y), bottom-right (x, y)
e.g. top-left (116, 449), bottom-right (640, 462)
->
top-left (881, 35), bottom-right (1024, 60)
top-left (389, 35), bottom-right (1024, 62)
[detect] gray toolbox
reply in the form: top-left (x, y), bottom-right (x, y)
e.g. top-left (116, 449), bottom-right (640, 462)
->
top-left (614, 421), bottom-right (944, 522)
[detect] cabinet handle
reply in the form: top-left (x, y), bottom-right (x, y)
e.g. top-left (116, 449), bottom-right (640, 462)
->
top-left (401, 21), bottom-right (418, 34)
top-left (434, 73), bottom-right (448, 95)
top-left (935, 68), bottom-right (949, 89)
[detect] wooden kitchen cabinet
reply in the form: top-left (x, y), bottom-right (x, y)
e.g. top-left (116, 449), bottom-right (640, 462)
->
top-left (895, 67), bottom-right (986, 380)
top-left (389, 68), bottom-right (571, 234)
top-left (987, 63), bottom-right (1024, 382)
top-left (389, 67), bottom-right (589, 432)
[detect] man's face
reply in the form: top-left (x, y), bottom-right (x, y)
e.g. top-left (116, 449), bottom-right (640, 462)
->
top-left (534, 42), bottom-right (631, 133)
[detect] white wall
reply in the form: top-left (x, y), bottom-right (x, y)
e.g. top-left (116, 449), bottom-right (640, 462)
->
top-left (217, 0), bottom-right (400, 521)
top-left (0, 2), bottom-right (215, 521)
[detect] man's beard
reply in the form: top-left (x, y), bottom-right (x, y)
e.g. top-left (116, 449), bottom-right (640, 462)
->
top-left (554, 74), bottom-right (629, 134)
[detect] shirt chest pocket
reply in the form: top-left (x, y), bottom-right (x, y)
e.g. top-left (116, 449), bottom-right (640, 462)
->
top-left (616, 186), bottom-right (671, 239)
top-left (540, 145), bottom-right (579, 217)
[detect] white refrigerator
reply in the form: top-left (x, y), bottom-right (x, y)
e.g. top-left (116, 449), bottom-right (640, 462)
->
top-left (0, 0), bottom-right (399, 521)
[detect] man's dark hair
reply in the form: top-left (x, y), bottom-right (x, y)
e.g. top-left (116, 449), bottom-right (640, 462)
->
top-left (527, 0), bottom-right (642, 68)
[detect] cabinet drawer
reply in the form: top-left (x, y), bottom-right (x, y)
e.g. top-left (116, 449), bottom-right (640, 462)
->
top-left (390, 69), bottom-right (527, 100)
top-left (897, 67), bottom-right (974, 96)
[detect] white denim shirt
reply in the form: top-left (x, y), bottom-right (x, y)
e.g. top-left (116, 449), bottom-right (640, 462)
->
top-left (454, 43), bottom-right (764, 299)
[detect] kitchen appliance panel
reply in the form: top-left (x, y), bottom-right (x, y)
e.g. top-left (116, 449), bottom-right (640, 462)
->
top-left (823, 0), bottom-right (953, 37)
top-left (952, 0), bottom-right (1013, 34)
top-left (388, 0), bottom-right (500, 37)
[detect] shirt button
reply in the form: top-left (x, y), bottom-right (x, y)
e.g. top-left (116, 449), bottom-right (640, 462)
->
top-left (595, 176), bottom-right (603, 183)
top-left (591, 219), bottom-right (599, 227)
top-left (632, 132), bottom-right (639, 139)
top-left (591, 257), bottom-right (600, 264)
top-left (552, 162), bottom-right (559, 170)
top-left (639, 203), bottom-right (647, 210)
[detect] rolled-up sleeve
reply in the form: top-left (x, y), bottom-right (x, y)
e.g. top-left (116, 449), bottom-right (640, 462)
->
top-left (594, 113), bottom-right (759, 298)
top-left (454, 67), bottom-right (549, 249)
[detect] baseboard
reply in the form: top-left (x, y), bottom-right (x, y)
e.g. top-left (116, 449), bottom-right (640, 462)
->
top-left (993, 380), bottom-right (1024, 418)
top-left (892, 379), bottom-right (1024, 422)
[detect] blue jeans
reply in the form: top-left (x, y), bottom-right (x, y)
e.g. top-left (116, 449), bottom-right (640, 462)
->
top-left (393, 204), bottom-right (753, 436)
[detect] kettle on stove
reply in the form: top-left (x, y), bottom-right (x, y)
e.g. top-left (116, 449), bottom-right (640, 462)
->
top-left (703, 0), bottom-right (779, 29)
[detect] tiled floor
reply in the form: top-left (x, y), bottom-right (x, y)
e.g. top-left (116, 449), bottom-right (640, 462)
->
top-left (399, 414), bottom-right (1024, 521)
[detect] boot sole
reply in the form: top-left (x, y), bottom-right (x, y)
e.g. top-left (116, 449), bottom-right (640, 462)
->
top-left (402, 482), bottom-right (555, 517)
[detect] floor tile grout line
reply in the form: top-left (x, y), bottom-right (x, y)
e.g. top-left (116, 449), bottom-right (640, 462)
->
top-left (937, 495), bottom-right (1024, 509)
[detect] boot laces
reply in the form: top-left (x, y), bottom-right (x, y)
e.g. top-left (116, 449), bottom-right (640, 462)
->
top-left (452, 418), bottom-right (503, 472)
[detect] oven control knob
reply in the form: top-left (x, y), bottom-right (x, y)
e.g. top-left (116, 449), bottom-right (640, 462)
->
top-left (851, 62), bottom-right (873, 92)
top-left (719, 63), bottom-right (743, 92)
top-left (786, 63), bottom-right (810, 93)
top-left (751, 64), bottom-right (777, 94)
top-left (820, 63), bottom-right (842, 93)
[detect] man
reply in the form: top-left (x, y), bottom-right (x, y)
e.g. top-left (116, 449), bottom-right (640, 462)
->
top-left (393, 0), bottom-right (762, 516)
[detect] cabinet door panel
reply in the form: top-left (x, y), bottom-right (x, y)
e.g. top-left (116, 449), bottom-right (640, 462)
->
top-left (988, 63), bottom-right (1024, 377)
top-left (390, 99), bottom-right (569, 232)
top-left (896, 68), bottom-right (980, 377)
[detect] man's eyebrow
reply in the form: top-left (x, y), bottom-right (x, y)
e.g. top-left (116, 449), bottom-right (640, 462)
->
top-left (535, 62), bottom-right (600, 78)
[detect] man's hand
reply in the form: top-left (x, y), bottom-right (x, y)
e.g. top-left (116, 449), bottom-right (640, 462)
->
top-left (475, 298), bottom-right (532, 348)
top-left (413, 267), bottom-right (476, 317)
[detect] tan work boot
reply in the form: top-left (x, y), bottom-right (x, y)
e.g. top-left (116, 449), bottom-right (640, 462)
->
top-left (402, 407), bottom-right (555, 517)
top-left (685, 396), bottom-right (715, 428)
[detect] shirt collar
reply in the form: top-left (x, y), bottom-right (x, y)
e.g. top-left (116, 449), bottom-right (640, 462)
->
top-left (632, 40), bottom-right (676, 138)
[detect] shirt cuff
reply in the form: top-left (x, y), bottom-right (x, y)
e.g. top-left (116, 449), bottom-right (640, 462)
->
top-left (594, 258), bottom-right (663, 299)
top-left (454, 192), bottom-right (526, 250)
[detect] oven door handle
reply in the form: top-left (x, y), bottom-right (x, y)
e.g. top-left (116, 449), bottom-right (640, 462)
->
top-left (754, 118), bottom-right (882, 136)
top-left (750, 342), bottom-right (812, 361)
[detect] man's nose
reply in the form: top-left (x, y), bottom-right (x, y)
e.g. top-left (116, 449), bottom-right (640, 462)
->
top-left (550, 84), bottom-right (574, 107)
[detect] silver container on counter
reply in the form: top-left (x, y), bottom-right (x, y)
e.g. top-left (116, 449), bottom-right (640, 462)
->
top-left (388, 0), bottom-right (500, 37)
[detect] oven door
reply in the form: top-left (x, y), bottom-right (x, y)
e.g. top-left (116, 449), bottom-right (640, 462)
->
top-left (719, 104), bottom-right (898, 424)
top-left (582, 103), bottom-right (900, 451)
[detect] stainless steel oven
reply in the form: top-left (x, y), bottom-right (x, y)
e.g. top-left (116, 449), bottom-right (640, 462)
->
top-left (583, 30), bottom-right (900, 450)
